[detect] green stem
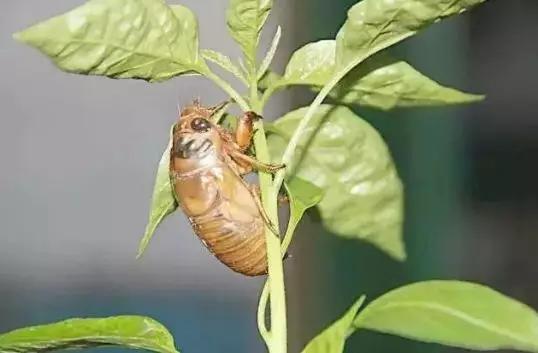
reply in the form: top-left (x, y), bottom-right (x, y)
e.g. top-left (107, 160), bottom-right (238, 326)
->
top-left (202, 69), bottom-right (250, 112)
top-left (251, 76), bottom-right (287, 353)
top-left (257, 210), bottom-right (299, 342)
top-left (272, 64), bottom-right (354, 196)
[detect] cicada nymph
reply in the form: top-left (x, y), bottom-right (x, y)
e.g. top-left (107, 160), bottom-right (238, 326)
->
top-left (169, 101), bottom-right (282, 276)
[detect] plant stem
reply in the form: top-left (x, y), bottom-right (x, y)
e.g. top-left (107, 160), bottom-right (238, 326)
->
top-left (251, 75), bottom-right (287, 353)
top-left (202, 69), bottom-right (250, 112)
top-left (272, 64), bottom-right (354, 196)
top-left (257, 211), bottom-right (299, 344)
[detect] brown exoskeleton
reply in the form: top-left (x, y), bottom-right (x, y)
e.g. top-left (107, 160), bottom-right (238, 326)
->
top-left (170, 101), bottom-right (283, 276)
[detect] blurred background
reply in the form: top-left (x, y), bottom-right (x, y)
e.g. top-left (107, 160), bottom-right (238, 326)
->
top-left (0, 1), bottom-right (536, 353)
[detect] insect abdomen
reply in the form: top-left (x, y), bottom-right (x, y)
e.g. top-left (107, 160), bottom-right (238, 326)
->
top-left (191, 206), bottom-right (267, 276)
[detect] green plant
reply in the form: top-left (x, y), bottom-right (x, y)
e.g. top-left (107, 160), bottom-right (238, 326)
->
top-left (5, 0), bottom-right (538, 353)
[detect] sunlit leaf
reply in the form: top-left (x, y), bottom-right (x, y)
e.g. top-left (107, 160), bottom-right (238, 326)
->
top-left (265, 40), bottom-right (483, 110)
top-left (201, 49), bottom-right (247, 84)
top-left (226, 0), bottom-right (273, 70)
top-left (268, 105), bottom-right (405, 260)
top-left (354, 281), bottom-right (538, 352)
top-left (137, 126), bottom-right (177, 258)
top-left (0, 316), bottom-right (179, 353)
top-left (336, 0), bottom-right (487, 69)
top-left (301, 296), bottom-right (366, 353)
top-left (15, 0), bottom-right (203, 82)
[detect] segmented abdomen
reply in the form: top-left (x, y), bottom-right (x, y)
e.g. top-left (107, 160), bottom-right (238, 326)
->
top-left (189, 196), bottom-right (267, 276)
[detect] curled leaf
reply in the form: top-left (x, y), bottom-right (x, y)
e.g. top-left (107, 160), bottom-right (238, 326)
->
top-left (201, 49), bottom-right (248, 84)
top-left (137, 126), bottom-right (177, 258)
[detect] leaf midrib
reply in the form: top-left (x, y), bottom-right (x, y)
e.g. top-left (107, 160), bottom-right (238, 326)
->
top-left (357, 300), bottom-right (538, 349)
top-left (0, 333), bottom-right (177, 353)
top-left (41, 37), bottom-right (194, 70)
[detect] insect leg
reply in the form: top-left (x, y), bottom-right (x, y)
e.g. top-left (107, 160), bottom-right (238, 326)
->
top-left (230, 150), bottom-right (285, 174)
top-left (248, 184), bottom-right (280, 237)
top-left (235, 111), bottom-right (261, 152)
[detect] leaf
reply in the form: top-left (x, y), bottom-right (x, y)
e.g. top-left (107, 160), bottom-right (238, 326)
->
top-left (15, 0), bottom-right (203, 82)
top-left (226, 0), bottom-right (273, 70)
top-left (259, 70), bottom-right (281, 90)
top-left (219, 114), bottom-right (239, 132)
top-left (0, 316), bottom-right (179, 353)
top-left (354, 281), bottom-right (538, 352)
top-left (284, 177), bottom-right (323, 239)
top-left (268, 105), bottom-right (405, 260)
top-left (336, 0), bottom-right (487, 69)
top-left (301, 296), bottom-right (366, 353)
top-left (201, 49), bottom-right (248, 84)
top-left (266, 40), bottom-right (483, 110)
top-left (137, 126), bottom-right (177, 258)
top-left (257, 25), bottom-right (282, 80)
top-left (332, 54), bottom-right (484, 110)
top-left (280, 40), bottom-right (336, 88)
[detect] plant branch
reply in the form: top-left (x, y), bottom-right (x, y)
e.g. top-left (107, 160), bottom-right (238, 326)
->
top-left (257, 211), bottom-right (298, 342)
top-left (272, 63), bottom-right (355, 196)
top-left (251, 70), bottom-right (287, 353)
top-left (202, 69), bottom-right (250, 111)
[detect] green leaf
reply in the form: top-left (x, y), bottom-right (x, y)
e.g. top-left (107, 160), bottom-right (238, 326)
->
top-left (0, 316), bottom-right (179, 353)
top-left (259, 70), bottom-right (281, 90)
top-left (137, 126), bottom-right (177, 258)
top-left (332, 54), bottom-right (484, 110)
top-left (15, 0), bottom-right (203, 82)
top-left (226, 0), bottom-right (273, 70)
top-left (283, 177), bottom-right (323, 247)
top-left (268, 105), bottom-right (405, 260)
top-left (336, 0), bottom-right (487, 69)
top-left (354, 281), bottom-right (538, 352)
top-left (201, 49), bottom-right (248, 84)
top-left (267, 40), bottom-right (483, 110)
top-left (280, 40), bottom-right (336, 88)
top-left (257, 25), bottom-right (282, 80)
top-left (301, 296), bottom-right (366, 353)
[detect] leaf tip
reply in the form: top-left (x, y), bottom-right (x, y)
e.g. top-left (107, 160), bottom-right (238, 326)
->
top-left (12, 31), bottom-right (25, 43)
top-left (470, 94), bottom-right (486, 102)
top-left (136, 239), bottom-right (148, 259)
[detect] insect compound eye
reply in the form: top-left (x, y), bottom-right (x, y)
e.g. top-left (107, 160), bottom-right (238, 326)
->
top-left (190, 118), bottom-right (211, 132)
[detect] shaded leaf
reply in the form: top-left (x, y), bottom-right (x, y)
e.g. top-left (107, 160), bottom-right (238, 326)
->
top-left (268, 105), bottom-right (405, 260)
top-left (137, 126), bottom-right (177, 258)
top-left (336, 0), bottom-right (487, 69)
top-left (301, 296), bottom-right (366, 353)
top-left (226, 0), bottom-right (273, 69)
top-left (354, 281), bottom-right (538, 352)
top-left (0, 316), bottom-right (179, 353)
top-left (15, 0), bottom-right (203, 82)
top-left (201, 49), bottom-right (247, 84)
top-left (266, 40), bottom-right (482, 110)
top-left (284, 177), bottom-right (323, 245)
